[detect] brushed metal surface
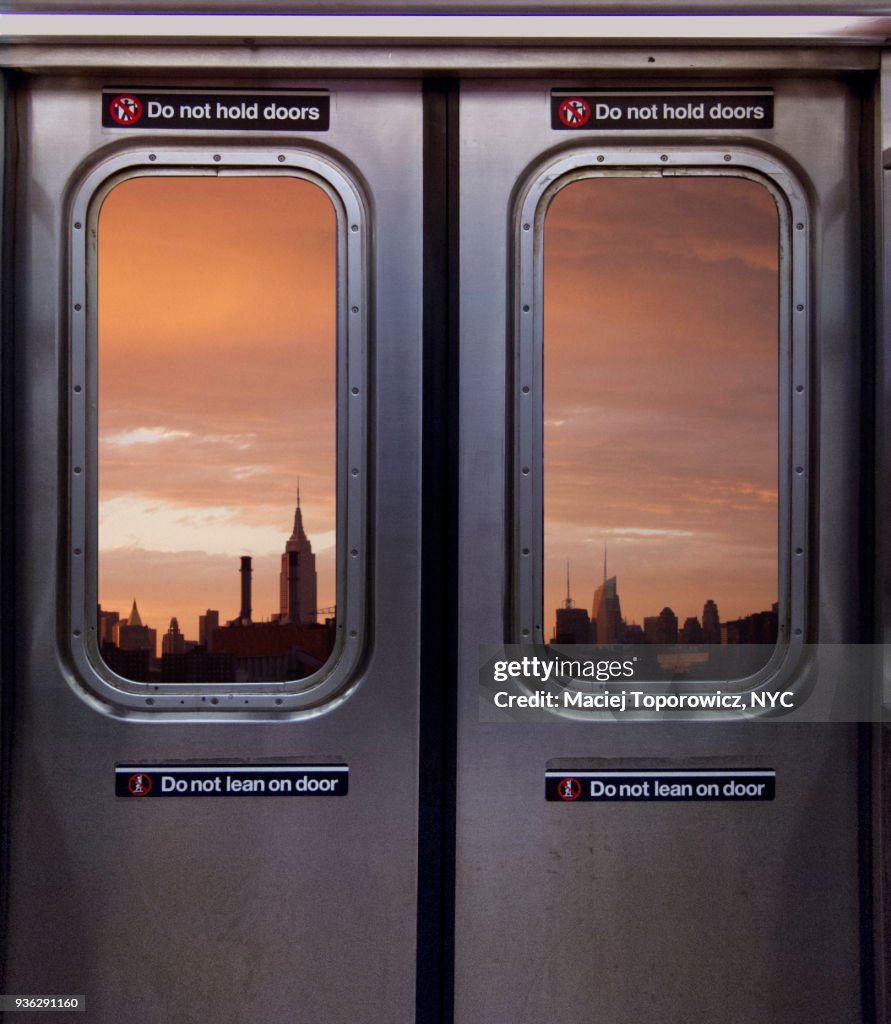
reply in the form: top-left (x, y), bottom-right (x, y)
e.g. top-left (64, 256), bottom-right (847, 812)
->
top-left (512, 147), bottom-right (808, 681)
top-left (3, 1), bottom-right (891, 13)
top-left (456, 76), bottom-right (866, 1023)
top-left (4, 76), bottom-right (423, 1023)
top-left (1, 11), bottom-right (890, 46)
top-left (68, 148), bottom-right (368, 715)
top-left (0, 43), bottom-right (881, 76)
top-left (0, 43), bottom-right (882, 1024)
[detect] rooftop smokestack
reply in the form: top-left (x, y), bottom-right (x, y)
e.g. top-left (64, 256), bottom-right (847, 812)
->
top-left (287, 550), bottom-right (300, 624)
top-left (239, 556), bottom-right (252, 624)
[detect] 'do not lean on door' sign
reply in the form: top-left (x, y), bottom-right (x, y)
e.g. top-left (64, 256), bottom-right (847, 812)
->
top-left (546, 769), bottom-right (776, 802)
top-left (116, 764), bottom-right (348, 797)
top-left (551, 89), bottom-right (774, 130)
top-left (103, 90), bottom-right (330, 131)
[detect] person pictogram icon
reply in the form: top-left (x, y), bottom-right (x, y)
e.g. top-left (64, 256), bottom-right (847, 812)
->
top-left (128, 773), bottom-right (152, 796)
top-left (559, 777), bottom-right (581, 801)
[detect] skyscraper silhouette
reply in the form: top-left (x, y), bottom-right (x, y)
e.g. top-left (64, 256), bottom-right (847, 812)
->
top-left (279, 481), bottom-right (318, 625)
top-left (591, 546), bottom-right (624, 645)
top-left (554, 562), bottom-right (591, 643)
top-left (116, 599), bottom-right (156, 654)
top-left (162, 616), bottom-right (186, 655)
top-left (702, 599), bottom-right (721, 644)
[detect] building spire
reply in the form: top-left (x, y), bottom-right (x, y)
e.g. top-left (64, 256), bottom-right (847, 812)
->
top-left (564, 560), bottom-right (574, 609)
top-left (291, 478), bottom-right (306, 542)
top-left (603, 540), bottom-right (608, 584)
top-left (281, 478), bottom-right (318, 625)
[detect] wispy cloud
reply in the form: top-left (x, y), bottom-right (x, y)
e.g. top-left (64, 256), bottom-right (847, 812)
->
top-left (599, 527), bottom-right (696, 539)
top-left (104, 427), bottom-right (191, 447)
top-left (99, 497), bottom-right (289, 557)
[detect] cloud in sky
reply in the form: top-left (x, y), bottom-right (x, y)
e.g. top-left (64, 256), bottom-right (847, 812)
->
top-left (97, 176), bottom-right (336, 637)
top-left (96, 171), bottom-right (780, 642)
top-left (544, 175), bottom-right (779, 626)
top-left (104, 426), bottom-right (192, 446)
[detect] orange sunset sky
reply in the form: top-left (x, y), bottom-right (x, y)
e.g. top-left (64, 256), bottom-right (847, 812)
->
top-left (98, 176), bottom-right (336, 639)
top-left (544, 175), bottom-right (778, 628)
top-left (98, 172), bottom-right (778, 642)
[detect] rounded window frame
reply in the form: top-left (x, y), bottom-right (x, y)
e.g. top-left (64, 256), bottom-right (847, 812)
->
top-left (511, 145), bottom-right (810, 695)
top-left (67, 145), bottom-right (369, 716)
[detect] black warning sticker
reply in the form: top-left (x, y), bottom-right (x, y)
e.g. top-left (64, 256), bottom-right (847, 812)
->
top-left (546, 769), bottom-right (775, 801)
top-left (102, 90), bottom-right (330, 131)
top-left (117, 763), bottom-right (348, 797)
top-left (551, 90), bottom-right (773, 130)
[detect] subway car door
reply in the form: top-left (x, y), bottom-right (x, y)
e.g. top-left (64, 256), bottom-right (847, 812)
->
top-left (3, 76), bottom-right (425, 1021)
top-left (456, 69), bottom-right (876, 1022)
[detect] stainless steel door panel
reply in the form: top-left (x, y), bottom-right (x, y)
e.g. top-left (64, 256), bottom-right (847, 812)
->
top-left (456, 77), bottom-right (866, 1024)
top-left (5, 77), bottom-right (423, 1023)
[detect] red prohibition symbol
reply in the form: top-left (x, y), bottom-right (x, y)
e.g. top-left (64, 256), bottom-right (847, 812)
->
top-left (128, 773), bottom-right (152, 796)
top-left (558, 97), bottom-right (591, 128)
top-left (109, 94), bottom-right (143, 125)
top-left (558, 777), bottom-right (582, 801)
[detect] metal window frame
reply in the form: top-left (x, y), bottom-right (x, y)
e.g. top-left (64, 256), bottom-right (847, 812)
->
top-left (67, 145), bottom-right (369, 715)
top-left (513, 144), bottom-right (809, 692)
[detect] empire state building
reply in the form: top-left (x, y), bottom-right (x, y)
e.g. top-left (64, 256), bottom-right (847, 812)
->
top-left (279, 484), bottom-right (318, 625)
